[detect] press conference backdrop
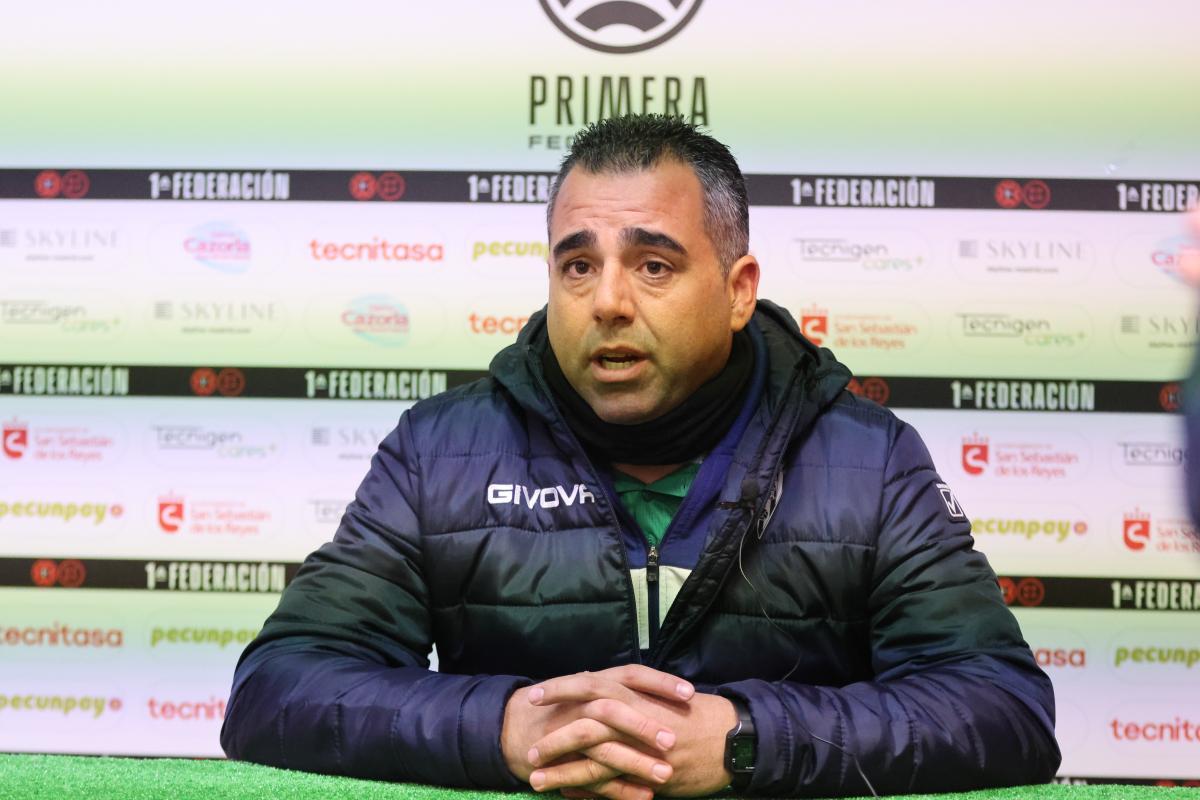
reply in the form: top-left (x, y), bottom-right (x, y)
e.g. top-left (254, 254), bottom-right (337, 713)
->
top-left (1, 0), bottom-right (1199, 787)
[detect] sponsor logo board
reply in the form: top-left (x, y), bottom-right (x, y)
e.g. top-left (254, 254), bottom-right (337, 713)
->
top-left (1111, 629), bottom-right (1200, 686)
top-left (0, 225), bottom-right (120, 265)
top-left (951, 305), bottom-right (1092, 357)
top-left (471, 239), bottom-right (548, 262)
top-left (1, 418), bottom-right (120, 465)
top-left (150, 298), bottom-right (287, 340)
top-left (1115, 233), bottom-right (1198, 288)
top-left (306, 237), bottom-right (444, 263)
top-left (0, 296), bottom-right (124, 339)
top-left (956, 431), bottom-right (1088, 481)
top-left (148, 423), bottom-right (282, 470)
top-left (154, 492), bottom-right (275, 538)
top-left (1111, 438), bottom-right (1185, 486)
top-left (1121, 509), bottom-right (1199, 555)
top-left (796, 303), bottom-right (928, 354)
top-left (787, 231), bottom-right (928, 282)
top-left (1114, 312), bottom-right (1198, 359)
top-left (306, 424), bottom-right (389, 463)
top-left (148, 221), bottom-right (277, 279)
top-left (0, 497), bottom-right (124, 530)
top-left (305, 295), bottom-right (443, 349)
top-left (952, 235), bottom-right (1089, 284)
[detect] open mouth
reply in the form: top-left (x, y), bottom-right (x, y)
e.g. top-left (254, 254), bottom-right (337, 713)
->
top-left (595, 354), bottom-right (642, 371)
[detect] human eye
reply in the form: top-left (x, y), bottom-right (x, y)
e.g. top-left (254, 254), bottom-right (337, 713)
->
top-left (561, 258), bottom-right (591, 277)
top-left (643, 259), bottom-right (673, 278)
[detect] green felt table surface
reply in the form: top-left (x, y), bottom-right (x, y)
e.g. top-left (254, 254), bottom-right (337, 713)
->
top-left (1, 755), bottom-right (1199, 800)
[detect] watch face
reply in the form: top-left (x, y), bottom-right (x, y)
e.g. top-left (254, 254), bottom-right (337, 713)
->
top-left (732, 737), bottom-right (755, 766)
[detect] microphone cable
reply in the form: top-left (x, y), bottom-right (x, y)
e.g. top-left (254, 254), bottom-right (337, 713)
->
top-left (734, 489), bottom-right (880, 799)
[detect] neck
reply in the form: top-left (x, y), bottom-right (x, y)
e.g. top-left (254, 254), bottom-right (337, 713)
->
top-left (612, 462), bottom-right (685, 484)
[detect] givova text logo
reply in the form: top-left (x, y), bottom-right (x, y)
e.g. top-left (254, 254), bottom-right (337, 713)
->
top-left (540, 0), bottom-right (703, 53)
top-left (487, 483), bottom-right (596, 508)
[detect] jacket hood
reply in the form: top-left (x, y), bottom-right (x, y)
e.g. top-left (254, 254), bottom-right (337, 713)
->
top-left (490, 299), bottom-right (853, 426)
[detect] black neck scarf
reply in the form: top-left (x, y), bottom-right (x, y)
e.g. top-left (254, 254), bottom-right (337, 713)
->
top-left (540, 329), bottom-right (755, 465)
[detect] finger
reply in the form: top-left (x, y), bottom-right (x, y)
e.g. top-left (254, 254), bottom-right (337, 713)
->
top-left (529, 667), bottom-right (691, 706)
top-left (601, 664), bottom-right (695, 702)
top-left (535, 741), bottom-right (671, 791)
top-left (530, 757), bottom-right (618, 792)
top-left (580, 740), bottom-right (672, 786)
top-left (578, 777), bottom-right (657, 800)
top-left (530, 704), bottom-right (672, 762)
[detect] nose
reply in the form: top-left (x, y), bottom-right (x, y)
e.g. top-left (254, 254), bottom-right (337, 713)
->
top-left (591, 261), bottom-right (635, 325)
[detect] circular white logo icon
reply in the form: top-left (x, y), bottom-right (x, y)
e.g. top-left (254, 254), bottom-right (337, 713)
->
top-left (539, 0), bottom-right (704, 53)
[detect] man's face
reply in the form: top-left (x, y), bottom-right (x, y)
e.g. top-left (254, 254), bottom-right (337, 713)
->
top-left (546, 160), bottom-right (757, 424)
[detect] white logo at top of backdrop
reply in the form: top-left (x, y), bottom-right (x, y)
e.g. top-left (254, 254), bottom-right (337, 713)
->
top-left (539, 0), bottom-right (704, 53)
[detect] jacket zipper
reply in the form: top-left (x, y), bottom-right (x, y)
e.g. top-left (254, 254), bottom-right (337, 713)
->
top-left (526, 354), bottom-right (644, 660)
top-left (647, 544), bottom-right (660, 646)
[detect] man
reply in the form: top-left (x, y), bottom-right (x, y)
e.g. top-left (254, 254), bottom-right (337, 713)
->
top-left (222, 115), bottom-right (1060, 798)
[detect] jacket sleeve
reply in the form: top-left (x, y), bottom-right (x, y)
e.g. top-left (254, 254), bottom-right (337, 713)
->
top-left (718, 419), bottom-right (1061, 796)
top-left (220, 412), bottom-right (530, 788)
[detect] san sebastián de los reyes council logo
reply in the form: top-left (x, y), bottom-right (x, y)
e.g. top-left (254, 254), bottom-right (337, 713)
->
top-left (539, 0), bottom-right (703, 53)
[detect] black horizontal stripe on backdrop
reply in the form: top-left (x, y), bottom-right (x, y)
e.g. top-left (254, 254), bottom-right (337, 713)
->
top-left (0, 364), bottom-right (489, 401)
top-left (0, 364), bottom-right (1178, 413)
top-left (0, 557), bottom-right (301, 592)
top-left (0, 168), bottom-right (1195, 211)
top-left (4, 560), bottom-right (1196, 611)
top-left (997, 575), bottom-right (1200, 612)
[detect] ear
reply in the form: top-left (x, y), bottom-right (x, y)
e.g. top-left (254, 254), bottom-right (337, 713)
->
top-left (727, 254), bottom-right (760, 332)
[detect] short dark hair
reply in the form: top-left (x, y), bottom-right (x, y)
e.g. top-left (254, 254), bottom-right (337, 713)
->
top-left (547, 115), bottom-right (749, 274)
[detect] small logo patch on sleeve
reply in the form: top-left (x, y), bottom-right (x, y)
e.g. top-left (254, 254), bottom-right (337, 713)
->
top-left (936, 482), bottom-right (966, 520)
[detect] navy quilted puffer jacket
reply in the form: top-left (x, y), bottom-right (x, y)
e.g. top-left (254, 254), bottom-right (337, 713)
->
top-left (221, 300), bottom-right (1060, 795)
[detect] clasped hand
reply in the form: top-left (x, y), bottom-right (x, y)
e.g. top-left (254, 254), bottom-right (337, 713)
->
top-left (501, 665), bottom-right (736, 800)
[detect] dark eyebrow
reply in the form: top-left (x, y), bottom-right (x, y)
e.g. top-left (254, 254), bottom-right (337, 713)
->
top-left (552, 230), bottom-right (596, 259)
top-left (621, 226), bottom-right (687, 256)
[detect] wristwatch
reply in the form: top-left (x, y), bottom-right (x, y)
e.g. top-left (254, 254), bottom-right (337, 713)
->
top-left (724, 697), bottom-right (756, 791)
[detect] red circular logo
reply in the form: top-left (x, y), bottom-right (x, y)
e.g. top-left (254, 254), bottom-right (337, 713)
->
top-left (998, 577), bottom-right (1017, 605)
top-left (57, 559), bottom-right (86, 588)
top-left (31, 559), bottom-right (58, 587)
top-left (1160, 382), bottom-right (1181, 412)
top-left (216, 368), bottom-right (246, 397)
top-left (377, 172), bottom-right (406, 201)
top-left (349, 172), bottom-right (377, 201)
top-left (61, 170), bottom-right (91, 199)
top-left (1021, 179), bottom-right (1050, 209)
top-left (1016, 577), bottom-right (1045, 607)
top-left (994, 180), bottom-right (1022, 209)
top-left (846, 378), bottom-right (862, 396)
top-left (190, 368), bottom-right (218, 396)
top-left (861, 377), bottom-right (891, 406)
top-left (34, 170), bottom-right (62, 198)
